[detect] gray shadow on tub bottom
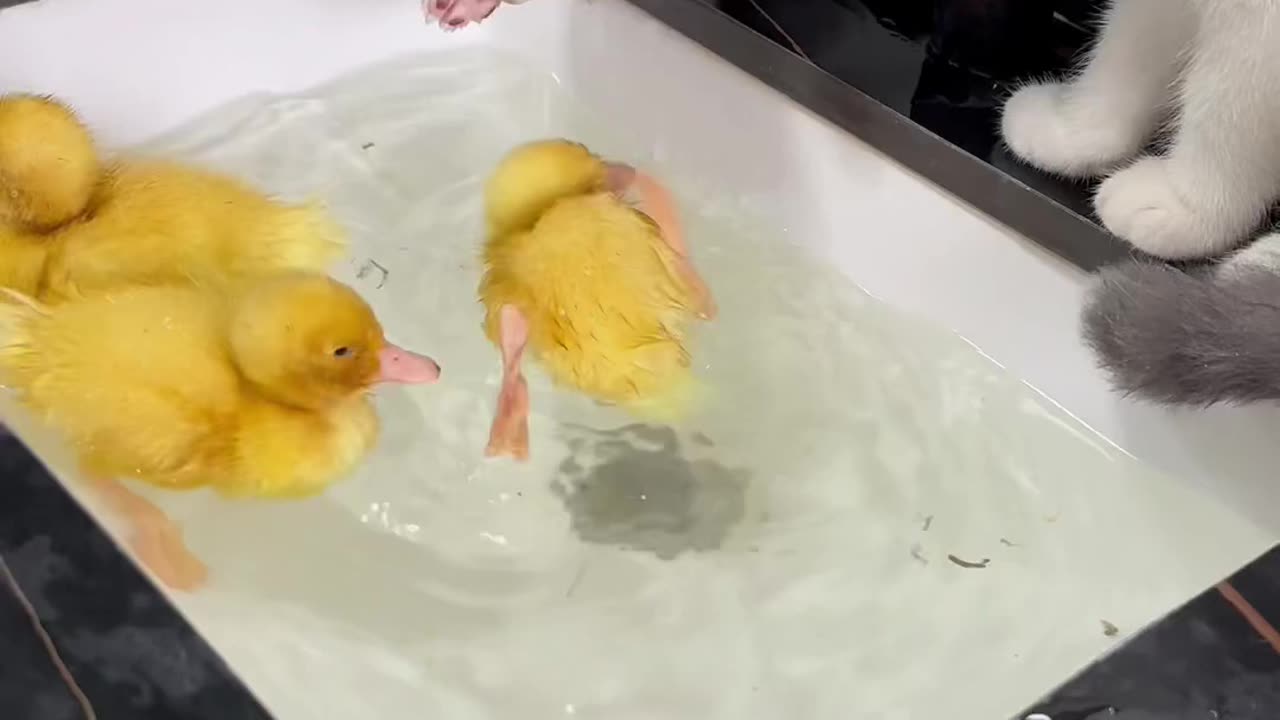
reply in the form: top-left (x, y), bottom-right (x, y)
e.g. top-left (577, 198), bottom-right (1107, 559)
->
top-left (552, 423), bottom-right (750, 560)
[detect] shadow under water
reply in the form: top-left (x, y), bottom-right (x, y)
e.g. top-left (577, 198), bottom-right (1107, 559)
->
top-left (552, 423), bottom-right (749, 560)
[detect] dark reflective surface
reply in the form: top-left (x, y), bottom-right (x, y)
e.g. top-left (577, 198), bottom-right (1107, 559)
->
top-left (0, 434), bottom-right (272, 720)
top-left (1025, 550), bottom-right (1280, 720)
top-left (711, 0), bottom-right (1104, 219)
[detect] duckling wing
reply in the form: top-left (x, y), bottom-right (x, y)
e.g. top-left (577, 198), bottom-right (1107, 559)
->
top-left (0, 226), bottom-right (49, 296)
top-left (45, 161), bottom-right (346, 298)
top-left (481, 194), bottom-right (694, 404)
top-left (0, 285), bottom-right (240, 486)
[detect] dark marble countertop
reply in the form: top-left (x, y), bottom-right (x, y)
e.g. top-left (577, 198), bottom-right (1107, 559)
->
top-left (648, 0), bottom-right (1131, 271)
top-left (0, 434), bottom-right (271, 719)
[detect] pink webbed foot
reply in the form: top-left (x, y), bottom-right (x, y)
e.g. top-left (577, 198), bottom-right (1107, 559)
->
top-left (424, 0), bottom-right (502, 31)
top-left (485, 304), bottom-right (531, 461)
top-left (88, 474), bottom-right (208, 592)
top-left (605, 163), bottom-right (717, 321)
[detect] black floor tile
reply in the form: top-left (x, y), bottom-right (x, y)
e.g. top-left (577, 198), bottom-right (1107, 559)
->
top-left (1224, 547), bottom-right (1280, 637)
top-left (1021, 551), bottom-right (1280, 720)
top-left (0, 568), bottom-right (85, 720)
top-left (0, 435), bottom-right (272, 720)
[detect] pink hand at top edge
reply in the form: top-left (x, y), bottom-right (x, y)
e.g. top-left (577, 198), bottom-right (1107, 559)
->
top-left (423, 0), bottom-right (502, 30)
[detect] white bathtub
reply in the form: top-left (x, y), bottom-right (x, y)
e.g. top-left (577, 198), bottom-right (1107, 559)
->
top-left (1, 0), bottom-right (1277, 718)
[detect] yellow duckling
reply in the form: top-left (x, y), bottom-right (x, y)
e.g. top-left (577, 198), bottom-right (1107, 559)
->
top-left (0, 94), bottom-right (346, 301)
top-left (40, 158), bottom-right (348, 301)
top-left (0, 94), bottom-right (99, 232)
top-left (0, 273), bottom-right (440, 590)
top-left (479, 139), bottom-right (715, 460)
top-left (0, 94), bottom-right (100, 295)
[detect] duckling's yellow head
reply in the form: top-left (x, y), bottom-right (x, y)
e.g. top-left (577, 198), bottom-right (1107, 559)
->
top-left (484, 139), bottom-right (617, 237)
top-left (0, 94), bottom-right (100, 231)
top-left (229, 274), bottom-right (440, 410)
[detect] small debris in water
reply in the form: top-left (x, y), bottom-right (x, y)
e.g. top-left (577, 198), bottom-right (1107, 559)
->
top-left (909, 543), bottom-right (928, 565)
top-left (1044, 512), bottom-right (1060, 524)
top-left (946, 554), bottom-right (989, 569)
top-left (691, 432), bottom-right (714, 447)
top-left (1101, 620), bottom-right (1119, 637)
top-left (566, 562), bottom-right (588, 598)
top-left (999, 538), bottom-right (1018, 547)
top-left (921, 515), bottom-right (934, 532)
top-left (361, 141), bottom-right (375, 150)
top-left (356, 258), bottom-right (389, 289)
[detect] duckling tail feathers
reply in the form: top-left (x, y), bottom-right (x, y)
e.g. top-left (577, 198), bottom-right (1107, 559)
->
top-left (624, 368), bottom-right (708, 425)
top-left (243, 202), bottom-right (348, 274)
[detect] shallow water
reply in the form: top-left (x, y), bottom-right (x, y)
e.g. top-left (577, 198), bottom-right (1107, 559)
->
top-left (51, 50), bottom-right (1261, 719)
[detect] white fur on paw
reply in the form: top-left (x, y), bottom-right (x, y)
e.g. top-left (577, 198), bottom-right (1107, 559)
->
top-left (1001, 82), bottom-right (1145, 178)
top-left (1095, 156), bottom-right (1256, 260)
top-left (1218, 233), bottom-right (1280, 280)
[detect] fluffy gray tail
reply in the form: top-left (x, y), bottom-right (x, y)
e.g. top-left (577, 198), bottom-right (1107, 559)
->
top-left (1082, 262), bottom-right (1280, 406)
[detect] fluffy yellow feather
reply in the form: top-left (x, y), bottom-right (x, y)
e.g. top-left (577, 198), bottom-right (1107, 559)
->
top-left (40, 160), bottom-right (348, 300)
top-left (0, 94), bottom-right (346, 300)
top-left (0, 94), bottom-right (100, 233)
top-left (478, 139), bottom-right (714, 459)
top-left (0, 273), bottom-right (440, 588)
top-left (0, 95), bottom-right (99, 297)
top-left (0, 227), bottom-right (48, 298)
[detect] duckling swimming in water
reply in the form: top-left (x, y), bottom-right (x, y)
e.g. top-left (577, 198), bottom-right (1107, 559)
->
top-left (0, 273), bottom-right (439, 589)
top-left (478, 139), bottom-right (714, 460)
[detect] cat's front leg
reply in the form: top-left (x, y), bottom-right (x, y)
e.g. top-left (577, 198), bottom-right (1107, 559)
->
top-left (1096, 1), bottom-right (1280, 260)
top-left (1001, 0), bottom-right (1193, 177)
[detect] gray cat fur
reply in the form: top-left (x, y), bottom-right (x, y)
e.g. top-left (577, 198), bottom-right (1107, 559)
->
top-left (1081, 261), bottom-right (1280, 406)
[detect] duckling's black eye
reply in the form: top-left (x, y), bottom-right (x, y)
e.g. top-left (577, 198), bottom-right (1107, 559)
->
top-left (333, 346), bottom-right (350, 358)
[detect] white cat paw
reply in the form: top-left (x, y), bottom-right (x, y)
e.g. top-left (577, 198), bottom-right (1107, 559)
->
top-left (1095, 156), bottom-right (1258, 260)
top-left (1218, 233), bottom-right (1280, 280)
top-left (1001, 82), bottom-right (1146, 178)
